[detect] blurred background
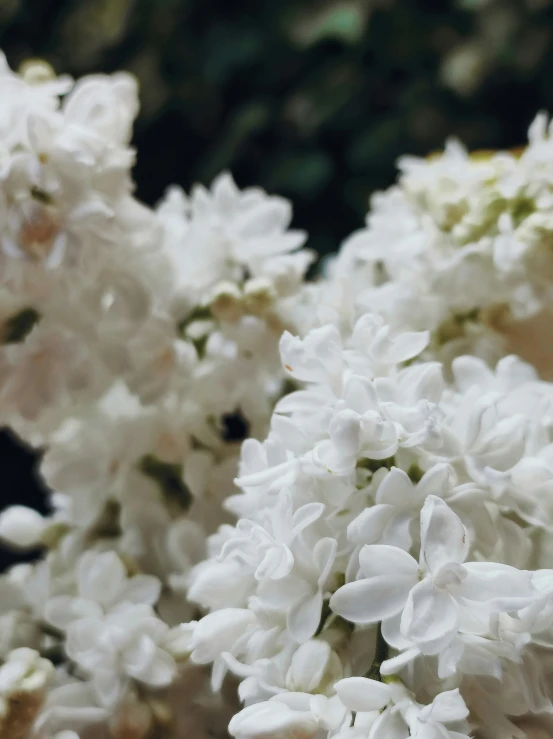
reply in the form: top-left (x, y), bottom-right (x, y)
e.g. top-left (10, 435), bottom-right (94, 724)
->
top-left (1, 0), bottom-right (553, 564)
top-left (2, 0), bottom-right (553, 256)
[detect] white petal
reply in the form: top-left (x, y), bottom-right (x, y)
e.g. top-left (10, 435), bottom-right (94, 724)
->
top-left (329, 409), bottom-right (362, 458)
top-left (376, 467), bottom-right (413, 505)
top-left (292, 503), bottom-right (325, 533)
top-left (92, 667), bottom-right (123, 708)
top-left (286, 640), bottom-right (331, 692)
top-left (401, 579), bottom-right (459, 649)
top-left (229, 701), bottom-right (317, 739)
top-left (119, 575), bottom-right (161, 606)
top-left (420, 496), bottom-right (468, 573)
top-left (383, 513), bottom-right (415, 550)
top-left (77, 551), bottom-right (126, 605)
top-left (212, 171), bottom-right (239, 209)
top-left (368, 708), bottom-right (410, 739)
top-left (460, 562), bottom-right (537, 610)
top-left (288, 590), bottom-right (323, 642)
top-left (314, 537), bottom-right (337, 583)
top-left (138, 648), bottom-right (176, 687)
top-left (239, 438), bottom-right (267, 476)
top-left (259, 575), bottom-right (312, 608)
top-left (416, 463), bottom-right (453, 499)
top-left (381, 612), bottom-right (412, 650)
top-left (124, 634), bottom-right (156, 677)
top-left (406, 361), bottom-right (443, 404)
top-left (334, 677), bottom-right (390, 712)
top-left (359, 545), bottom-right (419, 578)
top-left (309, 694), bottom-right (347, 729)
top-left (236, 200), bottom-right (291, 239)
top-left (343, 375), bottom-right (379, 414)
top-left (256, 546), bottom-right (294, 580)
top-left (45, 231), bottom-right (68, 269)
top-left (452, 356), bottom-right (492, 393)
top-left (380, 646), bottom-right (421, 676)
top-left (386, 331), bottom-right (430, 365)
top-left (330, 575), bottom-right (413, 624)
top-left (45, 596), bottom-right (102, 629)
top-left (347, 505), bottom-right (394, 545)
top-left (191, 609), bottom-right (255, 664)
top-left (419, 689), bottom-right (469, 724)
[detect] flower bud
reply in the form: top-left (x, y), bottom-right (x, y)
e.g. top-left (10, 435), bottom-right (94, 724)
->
top-left (0, 506), bottom-right (46, 550)
top-left (288, 642), bottom-right (328, 693)
top-left (18, 59), bottom-right (56, 84)
top-left (162, 622), bottom-right (196, 661)
top-left (285, 640), bottom-right (341, 694)
top-left (228, 700), bottom-right (318, 739)
top-left (189, 609), bottom-right (255, 664)
top-left (209, 282), bottom-right (243, 322)
top-left (243, 277), bottom-right (277, 317)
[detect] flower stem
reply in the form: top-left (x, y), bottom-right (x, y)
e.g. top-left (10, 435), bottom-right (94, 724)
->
top-left (365, 622), bottom-right (388, 682)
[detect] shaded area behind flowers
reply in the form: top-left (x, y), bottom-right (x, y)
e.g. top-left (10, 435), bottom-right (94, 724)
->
top-left (0, 432), bottom-right (50, 568)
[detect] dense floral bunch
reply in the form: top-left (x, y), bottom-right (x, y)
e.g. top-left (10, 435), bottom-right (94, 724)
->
top-left (2, 52), bottom-right (553, 739)
top-left (327, 121), bottom-right (553, 368)
top-left (190, 316), bottom-right (553, 739)
top-left (0, 54), bottom-right (312, 738)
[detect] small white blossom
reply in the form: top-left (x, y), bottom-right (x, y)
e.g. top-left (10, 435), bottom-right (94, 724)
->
top-left (331, 496), bottom-right (537, 654)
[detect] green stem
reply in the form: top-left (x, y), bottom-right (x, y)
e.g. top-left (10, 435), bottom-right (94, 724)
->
top-left (365, 622), bottom-right (388, 682)
top-left (315, 599), bottom-right (333, 636)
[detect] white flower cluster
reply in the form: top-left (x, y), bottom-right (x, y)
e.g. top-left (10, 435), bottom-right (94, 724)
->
top-left (0, 53), bottom-right (310, 738)
top-left (190, 316), bottom-right (553, 739)
top-left (2, 49), bottom-right (553, 739)
top-left (326, 117), bottom-right (553, 368)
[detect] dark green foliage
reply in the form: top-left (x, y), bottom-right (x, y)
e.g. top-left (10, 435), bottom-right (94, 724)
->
top-left (2, 0), bottom-right (553, 256)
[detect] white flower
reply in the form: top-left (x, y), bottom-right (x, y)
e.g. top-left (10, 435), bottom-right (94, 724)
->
top-left (189, 609), bottom-right (256, 665)
top-left (335, 678), bottom-right (470, 739)
top-left (157, 173), bottom-right (308, 297)
top-left (285, 640), bottom-right (340, 693)
top-left (65, 603), bottom-right (176, 707)
top-left (258, 536), bottom-right (337, 643)
top-left (0, 322), bottom-right (108, 424)
top-left (45, 551), bottom-right (161, 629)
top-left (402, 690), bottom-right (470, 739)
top-left (2, 51), bottom-right (553, 739)
top-left (229, 692), bottom-right (346, 739)
top-left (331, 496), bottom-right (537, 655)
top-left (63, 73), bottom-right (138, 147)
top-left (228, 698), bottom-right (319, 739)
top-left (0, 505), bottom-right (46, 549)
top-left (324, 113), bottom-right (553, 365)
top-left (347, 464), bottom-right (456, 550)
